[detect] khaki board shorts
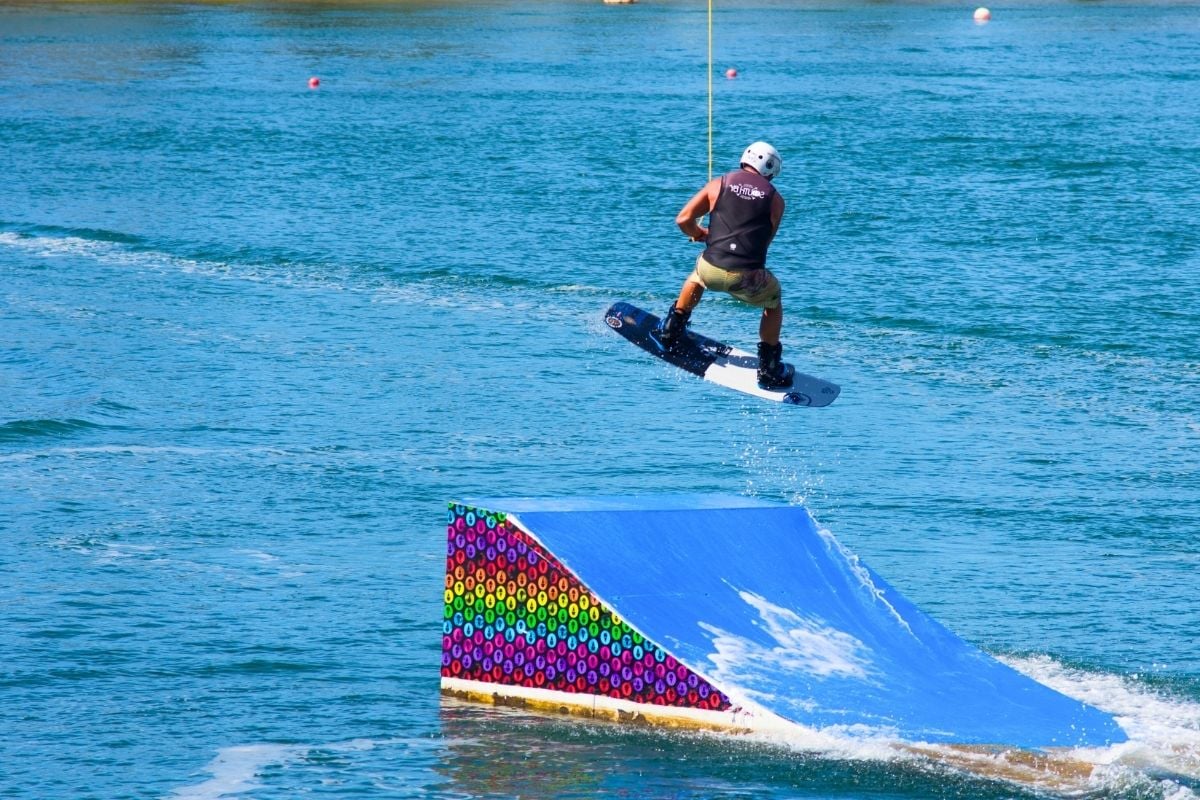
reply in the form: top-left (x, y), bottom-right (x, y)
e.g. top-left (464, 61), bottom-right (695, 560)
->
top-left (687, 255), bottom-right (781, 309)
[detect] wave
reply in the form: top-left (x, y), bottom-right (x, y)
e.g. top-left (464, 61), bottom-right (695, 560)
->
top-left (0, 417), bottom-right (107, 443)
top-left (0, 220), bottom-right (144, 245)
top-left (436, 673), bottom-right (1200, 798)
top-left (750, 654), bottom-right (1200, 797)
top-left (1005, 654), bottom-right (1200, 794)
top-left (0, 225), bottom-right (625, 311)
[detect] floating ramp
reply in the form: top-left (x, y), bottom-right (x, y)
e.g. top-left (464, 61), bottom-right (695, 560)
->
top-left (441, 496), bottom-right (1126, 749)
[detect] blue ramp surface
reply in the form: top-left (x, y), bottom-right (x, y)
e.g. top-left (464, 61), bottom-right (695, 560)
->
top-left (498, 496), bottom-right (1126, 749)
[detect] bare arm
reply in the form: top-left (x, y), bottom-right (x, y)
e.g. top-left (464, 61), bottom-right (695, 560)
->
top-left (767, 192), bottom-right (785, 245)
top-left (675, 178), bottom-right (722, 242)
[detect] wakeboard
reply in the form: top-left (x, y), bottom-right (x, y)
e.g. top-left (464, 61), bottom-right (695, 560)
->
top-left (604, 301), bottom-right (840, 407)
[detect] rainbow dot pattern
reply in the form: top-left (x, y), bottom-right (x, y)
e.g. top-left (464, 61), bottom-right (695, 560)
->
top-left (442, 503), bottom-right (732, 711)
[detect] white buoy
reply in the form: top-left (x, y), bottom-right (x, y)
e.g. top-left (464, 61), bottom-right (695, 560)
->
top-left (974, 7), bottom-right (991, 23)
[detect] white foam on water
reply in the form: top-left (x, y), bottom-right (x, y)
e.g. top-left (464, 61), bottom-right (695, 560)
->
top-left (0, 445), bottom-right (221, 464)
top-left (0, 443), bottom-right (414, 464)
top-left (728, 718), bottom-right (909, 766)
top-left (0, 230), bottom-right (111, 258)
top-left (1, 231), bottom-right (393, 302)
top-left (680, 651), bottom-right (1200, 797)
top-left (168, 744), bottom-right (296, 800)
top-left (2, 230), bottom-right (551, 317)
top-left (1000, 654), bottom-right (1200, 793)
top-left (92, 542), bottom-right (160, 563)
top-left (166, 739), bottom-right (385, 800)
top-left (235, 550), bottom-right (279, 563)
top-left (547, 283), bottom-right (609, 295)
top-left (755, 656), bottom-right (1200, 797)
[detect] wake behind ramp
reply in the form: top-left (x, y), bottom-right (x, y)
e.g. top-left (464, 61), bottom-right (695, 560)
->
top-left (440, 496), bottom-right (1127, 750)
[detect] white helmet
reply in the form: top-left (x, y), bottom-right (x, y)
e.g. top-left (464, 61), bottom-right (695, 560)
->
top-left (740, 141), bottom-right (781, 180)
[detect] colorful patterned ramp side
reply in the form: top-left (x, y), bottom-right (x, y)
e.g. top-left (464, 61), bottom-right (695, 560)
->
top-left (441, 503), bottom-right (737, 726)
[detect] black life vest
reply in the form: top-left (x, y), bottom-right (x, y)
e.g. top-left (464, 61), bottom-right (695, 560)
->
top-left (702, 170), bottom-right (777, 270)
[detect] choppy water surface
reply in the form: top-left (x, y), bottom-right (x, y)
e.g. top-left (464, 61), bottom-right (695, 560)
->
top-left (2, 1), bottom-right (1198, 797)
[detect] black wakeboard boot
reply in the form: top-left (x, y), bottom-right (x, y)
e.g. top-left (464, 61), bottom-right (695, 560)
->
top-left (654, 306), bottom-right (691, 351)
top-left (757, 342), bottom-right (794, 389)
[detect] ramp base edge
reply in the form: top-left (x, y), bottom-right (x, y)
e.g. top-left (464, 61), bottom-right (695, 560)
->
top-left (441, 677), bottom-right (787, 733)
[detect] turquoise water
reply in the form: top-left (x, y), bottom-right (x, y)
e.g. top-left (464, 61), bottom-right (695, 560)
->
top-left (2, 1), bottom-right (1198, 797)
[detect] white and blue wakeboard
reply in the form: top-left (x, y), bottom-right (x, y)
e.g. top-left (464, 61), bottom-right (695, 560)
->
top-left (604, 301), bottom-right (840, 407)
